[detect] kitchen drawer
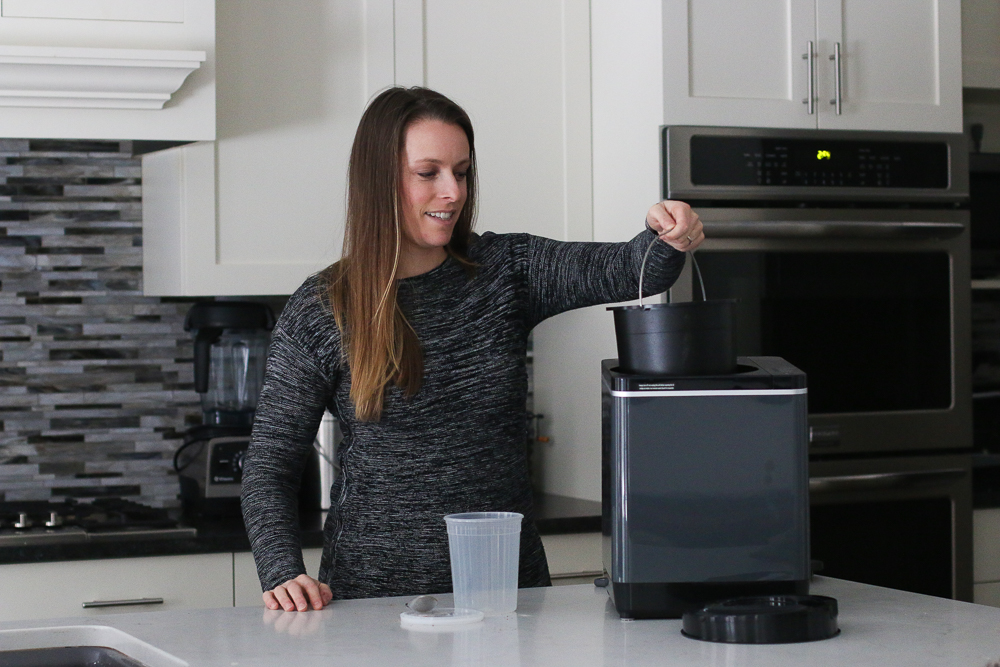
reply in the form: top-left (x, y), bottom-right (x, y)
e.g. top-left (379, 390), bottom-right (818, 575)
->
top-left (0, 553), bottom-right (232, 623)
top-left (541, 532), bottom-right (603, 586)
top-left (234, 548), bottom-right (323, 607)
top-left (974, 508), bottom-right (1000, 583)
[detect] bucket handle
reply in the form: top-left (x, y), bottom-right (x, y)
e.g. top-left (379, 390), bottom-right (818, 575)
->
top-left (638, 238), bottom-right (708, 308)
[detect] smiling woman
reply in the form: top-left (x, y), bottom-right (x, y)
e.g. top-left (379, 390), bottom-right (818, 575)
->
top-left (327, 89), bottom-right (480, 424)
top-left (398, 119), bottom-right (472, 277)
top-left (240, 86), bottom-right (702, 613)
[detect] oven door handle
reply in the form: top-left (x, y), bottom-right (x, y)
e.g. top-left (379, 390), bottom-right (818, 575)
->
top-left (704, 220), bottom-right (965, 239)
top-left (809, 468), bottom-right (966, 494)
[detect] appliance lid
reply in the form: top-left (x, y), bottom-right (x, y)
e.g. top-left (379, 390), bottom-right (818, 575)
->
top-left (662, 126), bottom-right (969, 206)
top-left (602, 356), bottom-right (807, 393)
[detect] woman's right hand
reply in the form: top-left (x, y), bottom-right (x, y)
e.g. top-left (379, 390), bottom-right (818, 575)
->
top-left (264, 573), bottom-right (333, 611)
top-left (646, 200), bottom-right (704, 252)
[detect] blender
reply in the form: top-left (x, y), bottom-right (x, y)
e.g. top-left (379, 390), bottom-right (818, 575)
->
top-left (176, 302), bottom-right (278, 517)
top-left (185, 301), bottom-right (275, 428)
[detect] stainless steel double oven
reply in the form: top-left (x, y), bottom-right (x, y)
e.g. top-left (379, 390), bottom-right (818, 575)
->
top-left (663, 126), bottom-right (973, 601)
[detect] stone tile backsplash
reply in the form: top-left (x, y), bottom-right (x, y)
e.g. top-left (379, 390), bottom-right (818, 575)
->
top-left (0, 139), bottom-right (201, 508)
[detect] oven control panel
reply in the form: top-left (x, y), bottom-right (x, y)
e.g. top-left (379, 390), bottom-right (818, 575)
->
top-left (689, 135), bottom-right (949, 189)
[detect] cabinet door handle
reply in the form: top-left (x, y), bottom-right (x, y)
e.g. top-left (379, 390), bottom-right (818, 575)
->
top-left (802, 41), bottom-right (815, 114)
top-left (829, 42), bottom-right (842, 114)
top-left (82, 597), bottom-right (164, 609)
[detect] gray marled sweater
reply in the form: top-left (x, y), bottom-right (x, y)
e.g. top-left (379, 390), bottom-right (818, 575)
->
top-left (241, 229), bottom-right (683, 599)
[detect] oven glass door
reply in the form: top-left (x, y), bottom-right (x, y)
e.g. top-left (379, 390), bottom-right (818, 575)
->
top-left (697, 251), bottom-right (952, 415)
top-left (808, 455), bottom-right (973, 601)
top-left (811, 496), bottom-right (953, 598)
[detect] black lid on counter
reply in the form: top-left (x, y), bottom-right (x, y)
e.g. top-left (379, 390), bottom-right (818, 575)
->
top-left (682, 594), bottom-right (839, 644)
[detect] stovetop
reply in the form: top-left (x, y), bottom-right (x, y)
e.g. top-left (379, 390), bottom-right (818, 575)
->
top-left (0, 498), bottom-right (197, 547)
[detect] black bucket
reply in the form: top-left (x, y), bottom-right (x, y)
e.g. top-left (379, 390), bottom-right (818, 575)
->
top-left (609, 299), bottom-right (737, 376)
top-left (609, 244), bottom-right (736, 376)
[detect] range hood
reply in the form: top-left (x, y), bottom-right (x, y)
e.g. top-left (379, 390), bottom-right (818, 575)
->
top-left (0, 45), bottom-right (204, 109)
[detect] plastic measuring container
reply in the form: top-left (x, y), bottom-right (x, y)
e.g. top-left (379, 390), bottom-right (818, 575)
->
top-left (444, 512), bottom-right (523, 614)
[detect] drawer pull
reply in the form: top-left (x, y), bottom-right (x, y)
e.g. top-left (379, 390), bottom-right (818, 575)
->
top-left (82, 597), bottom-right (164, 609)
top-left (550, 570), bottom-right (605, 581)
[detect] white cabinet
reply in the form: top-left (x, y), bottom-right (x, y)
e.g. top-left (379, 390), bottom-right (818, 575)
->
top-left (0, 0), bottom-right (213, 140)
top-left (142, 0), bottom-right (593, 297)
top-left (407, 0), bottom-right (592, 242)
top-left (0, 549), bottom-right (331, 622)
top-left (963, 0), bottom-right (1000, 88)
top-left (0, 553), bottom-right (232, 623)
top-left (234, 548), bottom-right (323, 607)
top-left (657, 0), bottom-right (962, 132)
top-left (541, 532), bottom-right (603, 586)
top-left (814, 0), bottom-right (962, 132)
top-left (974, 507), bottom-right (1000, 607)
top-left (661, 0), bottom-right (817, 130)
top-left (142, 0), bottom-right (375, 296)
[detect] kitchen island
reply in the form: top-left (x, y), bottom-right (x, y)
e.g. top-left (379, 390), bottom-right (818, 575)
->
top-left (1, 577), bottom-right (998, 666)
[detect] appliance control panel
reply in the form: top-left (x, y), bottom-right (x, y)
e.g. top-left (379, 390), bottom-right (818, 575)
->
top-left (689, 135), bottom-right (949, 189)
top-left (208, 437), bottom-right (249, 485)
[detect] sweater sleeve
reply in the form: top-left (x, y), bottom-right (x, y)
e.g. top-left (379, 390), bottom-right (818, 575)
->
top-left (241, 281), bottom-right (337, 591)
top-left (522, 226), bottom-right (686, 328)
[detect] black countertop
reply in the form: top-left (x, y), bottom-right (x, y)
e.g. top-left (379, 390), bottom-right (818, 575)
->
top-left (0, 493), bottom-right (601, 566)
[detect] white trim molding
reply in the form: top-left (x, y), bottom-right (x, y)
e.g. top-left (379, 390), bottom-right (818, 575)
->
top-left (0, 45), bottom-right (205, 109)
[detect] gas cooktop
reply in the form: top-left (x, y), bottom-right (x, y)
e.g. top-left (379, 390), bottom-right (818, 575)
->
top-left (0, 498), bottom-right (197, 547)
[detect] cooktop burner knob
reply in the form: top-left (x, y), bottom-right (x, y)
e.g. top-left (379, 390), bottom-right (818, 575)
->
top-left (14, 512), bottom-right (32, 529)
top-left (45, 512), bottom-right (63, 528)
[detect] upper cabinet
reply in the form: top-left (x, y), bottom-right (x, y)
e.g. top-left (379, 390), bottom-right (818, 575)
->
top-left (963, 0), bottom-right (1000, 89)
top-left (142, 0), bottom-right (372, 296)
top-left (396, 0), bottom-right (592, 243)
top-left (142, 0), bottom-right (593, 296)
top-left (592, 0), bottom-right (964, 244)
top-left (659, 0), bottom-right (963, 133)
top-left (0, 0), bottom-right (213, 140)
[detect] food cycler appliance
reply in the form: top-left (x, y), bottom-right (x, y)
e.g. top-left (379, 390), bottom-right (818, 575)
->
top-left (601, 356), bottom-right (810, 619)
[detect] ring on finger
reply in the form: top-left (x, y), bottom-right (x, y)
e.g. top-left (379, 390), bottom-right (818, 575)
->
top-left (686, 235), bottom-right (693, 243)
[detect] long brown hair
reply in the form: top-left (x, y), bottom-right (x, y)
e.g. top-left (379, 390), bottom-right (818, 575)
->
top-left (326, 87), bottom-right (478, 422)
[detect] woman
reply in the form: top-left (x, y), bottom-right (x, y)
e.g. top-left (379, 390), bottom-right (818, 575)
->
top-left (241, 87), bottom-right (704, 612)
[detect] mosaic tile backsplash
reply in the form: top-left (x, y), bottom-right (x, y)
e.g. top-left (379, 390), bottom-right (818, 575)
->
top-left (0, 139), bottom-right (202, 508)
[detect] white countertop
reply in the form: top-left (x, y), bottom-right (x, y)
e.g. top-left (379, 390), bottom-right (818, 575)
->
top-left (2, 578), bottom-right (999, 666)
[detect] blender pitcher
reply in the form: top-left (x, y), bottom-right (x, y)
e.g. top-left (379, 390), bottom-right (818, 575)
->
top-left (184, 302), bottom-right (276, 427)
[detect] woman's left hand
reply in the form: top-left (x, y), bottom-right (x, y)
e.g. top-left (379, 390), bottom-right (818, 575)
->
top-left (646, 200), bottom-right (704, 252)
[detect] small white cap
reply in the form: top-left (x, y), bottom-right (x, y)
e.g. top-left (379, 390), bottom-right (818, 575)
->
top-left (400, 607), bottom-right (484, 629)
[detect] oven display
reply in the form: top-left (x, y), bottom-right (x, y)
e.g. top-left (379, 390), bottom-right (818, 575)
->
top-left (690, 136), bottom-right (950, 188)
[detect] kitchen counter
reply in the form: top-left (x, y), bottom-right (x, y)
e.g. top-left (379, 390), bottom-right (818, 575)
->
top-left (0, 493), bottom-right (599, 565)
top-left (1, 577), bottom-right (998, 666)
